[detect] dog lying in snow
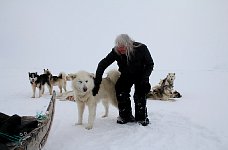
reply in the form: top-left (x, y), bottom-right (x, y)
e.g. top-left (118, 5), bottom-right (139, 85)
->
top-left (147, 73), bottom-right (182, 100)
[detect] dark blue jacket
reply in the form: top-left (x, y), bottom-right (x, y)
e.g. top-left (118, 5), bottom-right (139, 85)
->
top-left (95, 42), bottom-right (154, 86)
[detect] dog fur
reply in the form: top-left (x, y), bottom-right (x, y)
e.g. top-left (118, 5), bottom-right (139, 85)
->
top-left (147, 73), bottom-right (182, 100)
top-left (28, 72), bottom-right (52, 98)
top-left (68, 69), bottom-right (120, 130)
top-left (43, 69), bottom-right (67, 94)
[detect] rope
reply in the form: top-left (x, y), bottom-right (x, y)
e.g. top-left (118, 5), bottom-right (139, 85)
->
top-left (36, 111), bottom-right (47, 121)
top-left (0, 131), bottom-right (22, 144)
top-left (0, 112), bottom-right (47, 146)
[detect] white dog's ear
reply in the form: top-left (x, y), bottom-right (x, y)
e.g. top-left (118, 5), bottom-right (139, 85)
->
top-left (68, 73), bottom-right (77, 80)
top-left (89, 73), bottom-right (95, 79)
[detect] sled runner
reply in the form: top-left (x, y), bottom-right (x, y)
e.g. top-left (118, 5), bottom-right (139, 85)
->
top-left (0, 91), bottom-right (56, 150)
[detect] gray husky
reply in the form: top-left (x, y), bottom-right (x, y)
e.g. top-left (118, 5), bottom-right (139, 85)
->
top-left (147, 73), bottom-right (182, 100)
top-left (43, 69), bottom-right (67, 94)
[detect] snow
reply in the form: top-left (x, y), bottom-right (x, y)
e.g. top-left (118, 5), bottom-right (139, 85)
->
top-left (0, 0), bottom-right (228, 150)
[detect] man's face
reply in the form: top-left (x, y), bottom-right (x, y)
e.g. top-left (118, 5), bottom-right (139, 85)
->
top-left (117, 45), bottom-right (127, 54)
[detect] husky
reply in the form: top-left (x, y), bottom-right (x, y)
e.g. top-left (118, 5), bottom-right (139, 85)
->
top-left (67, 69), bottom-right (119, 130)
top-left (43, 69), bottom-right (67, 94)
top-left (28, 72), bottom-right (52, 98)
top-left (147, 83), bottom-right (173, 100)
top-left (147, 73), bottom-right (182, 100)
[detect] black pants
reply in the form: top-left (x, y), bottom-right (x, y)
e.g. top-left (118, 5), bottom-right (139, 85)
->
top-left (115, 75), bottom-right (150, 121)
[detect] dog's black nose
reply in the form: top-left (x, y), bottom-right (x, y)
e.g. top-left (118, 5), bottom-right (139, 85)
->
top-left (83, 87), bottom-right (87, 92)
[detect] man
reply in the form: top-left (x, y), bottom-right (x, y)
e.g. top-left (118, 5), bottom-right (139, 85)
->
top-left (93, 34), bottom-right (154, 126)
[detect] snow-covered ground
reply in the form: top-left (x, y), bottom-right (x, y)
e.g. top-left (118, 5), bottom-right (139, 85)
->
top-left (1, 0), bottom-right (228, 150)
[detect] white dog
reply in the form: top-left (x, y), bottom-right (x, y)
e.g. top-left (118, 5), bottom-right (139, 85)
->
top-left (68, 69), bottom-right (119, 130)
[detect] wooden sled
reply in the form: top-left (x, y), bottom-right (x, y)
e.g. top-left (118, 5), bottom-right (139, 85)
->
top-left (5, 91), bottom-right (56, 150)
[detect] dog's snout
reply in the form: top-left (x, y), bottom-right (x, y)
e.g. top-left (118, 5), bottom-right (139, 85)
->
top-left (83, 86), bottom-right (87, 92)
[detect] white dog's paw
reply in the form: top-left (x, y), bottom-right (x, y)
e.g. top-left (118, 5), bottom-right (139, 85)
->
top-left (31, 96), bottom-right (35, 98)
top-left (75, 122), bottom-right (82, 125)
top-left (85, 125), bottom-right (93, 130)
top-left (102, 114), bottom-right (108, 118)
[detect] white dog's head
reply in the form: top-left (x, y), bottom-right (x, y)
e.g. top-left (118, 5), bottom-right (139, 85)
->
top-left (69, 71), bottom-right (95, 94)
top-left (166, 73), bottom-right (176, 83)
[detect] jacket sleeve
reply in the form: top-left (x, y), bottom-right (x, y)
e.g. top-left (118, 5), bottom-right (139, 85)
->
top-left (94, 50), bottom-right (116, 87)
top-left (143, 46), bottom-right (154, 82)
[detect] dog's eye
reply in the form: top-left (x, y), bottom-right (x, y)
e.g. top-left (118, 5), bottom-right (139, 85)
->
top-left (78, 81), bottom-right (82, 84)
top-left (85, 80), bottom-right (88, 83)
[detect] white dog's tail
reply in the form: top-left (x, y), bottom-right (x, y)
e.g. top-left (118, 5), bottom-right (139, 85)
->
top-left (59, 72), bottom-right (67, 92)
top-left (106, 69), bottom-right (121, 84)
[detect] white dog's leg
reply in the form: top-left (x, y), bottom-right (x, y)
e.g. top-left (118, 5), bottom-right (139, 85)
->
top-left (59, 85), bottom-right (62, 93)
top-left (76, 101), bottom-right (85, 125)
top-left (63, 81), bottom-right (67, 92)
top-left (86, 98), bottom-right (97, 130)
top-left (32, 85), bottom-right (36, 98)
top-left (101, 99), bottom-right (109, 117)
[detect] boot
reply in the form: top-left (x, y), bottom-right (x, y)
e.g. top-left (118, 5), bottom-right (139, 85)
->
top-left (138, 118), bottom-right (150, 126)
top-left (116, 93), bottom-right (135, 124)
top-left (117, 114), bottom-right (135, 124)
top-left (134, 95), bottom-right (150, 126)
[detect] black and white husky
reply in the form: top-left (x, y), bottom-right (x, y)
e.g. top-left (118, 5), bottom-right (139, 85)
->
top-left (147, 73), bottom-right (182, 100)
top-left (28, 72), bottom-right (52, 98)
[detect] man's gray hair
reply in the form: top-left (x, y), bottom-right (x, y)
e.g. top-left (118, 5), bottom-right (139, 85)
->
top-left (114, 34), bottom-right (135, 61)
